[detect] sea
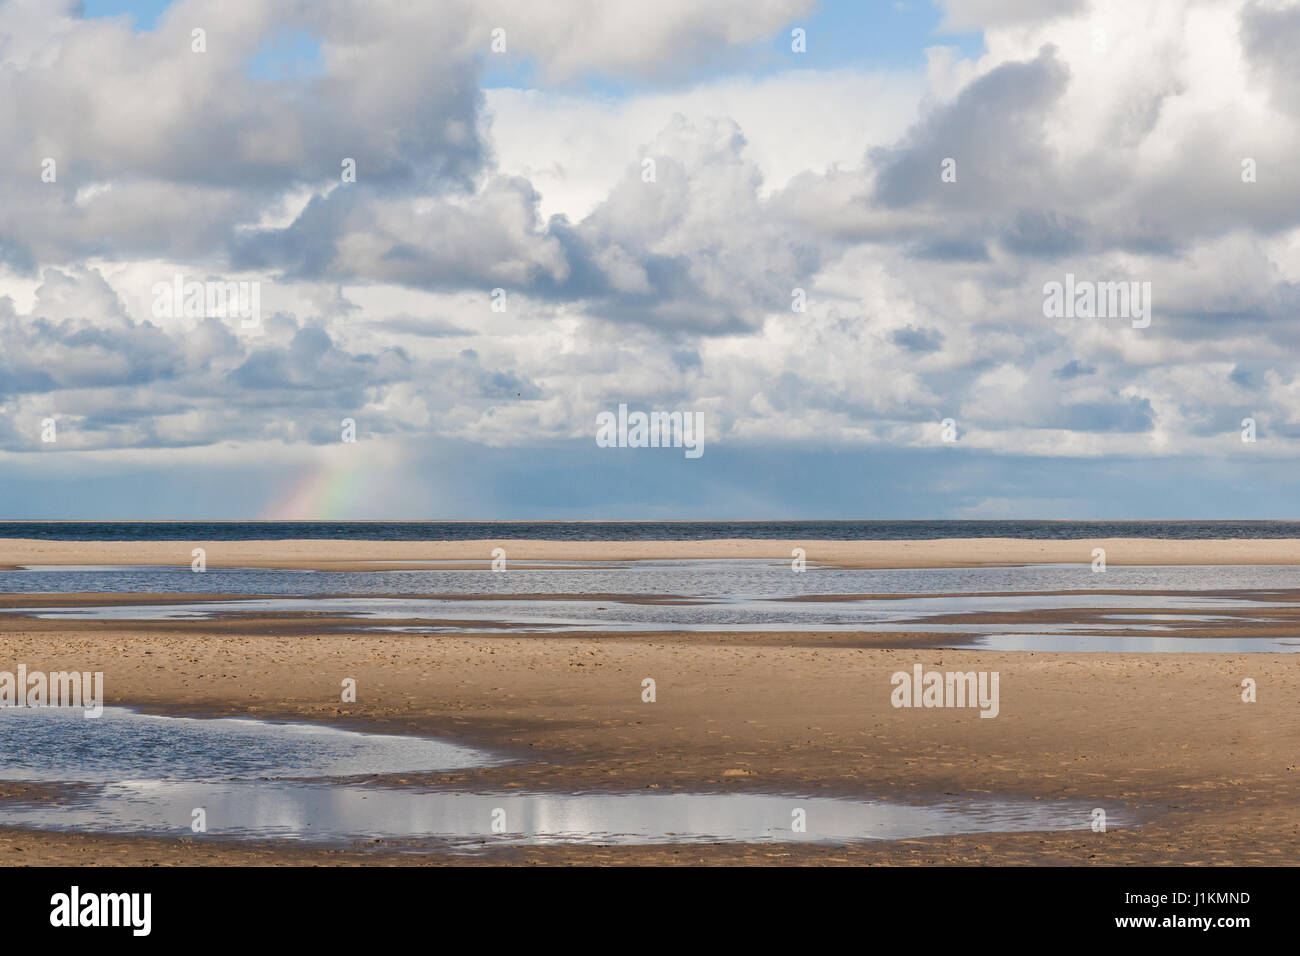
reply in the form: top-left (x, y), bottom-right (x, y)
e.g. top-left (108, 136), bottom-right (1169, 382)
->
top-left (2, 519), bottom-right (1300, 541)
top-left (3, 520), bottom-right (1299, 651)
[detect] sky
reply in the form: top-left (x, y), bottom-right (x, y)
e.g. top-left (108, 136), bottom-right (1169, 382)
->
top-left (1, 0), bottom-right (1299, 519)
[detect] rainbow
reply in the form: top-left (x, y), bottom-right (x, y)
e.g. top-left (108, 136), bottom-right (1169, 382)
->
top-left (260, 452), bottom-right (372, 520)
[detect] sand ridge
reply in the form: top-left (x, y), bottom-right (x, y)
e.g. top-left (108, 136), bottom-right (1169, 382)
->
top-left (8, 536), bottom-right (1300, 569)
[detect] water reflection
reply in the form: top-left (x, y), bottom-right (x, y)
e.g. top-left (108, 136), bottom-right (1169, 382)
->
top-left (0, 707), bottom-right (1122, 848)
top-left (4, 780), bottom-right (1117, 848)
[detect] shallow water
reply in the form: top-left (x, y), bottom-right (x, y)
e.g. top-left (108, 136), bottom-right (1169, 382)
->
top-left (0, 708), bottom-right (1121, 848)
top-left (3, 781), bottom-right (1117, 847)
top-left (5, 559), bottom-right (1300, 598)
top-left (0, 706), bottom-right (496, 783)
top-left (4, 561), bottom-right (1298, 650)
top-left (9, 585), bottom-right (1300, 650)
top-left (956, 634), bottom-right (1300, 653)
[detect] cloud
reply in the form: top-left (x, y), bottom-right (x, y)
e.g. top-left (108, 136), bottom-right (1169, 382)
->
top-left (892, 324), bottom-right (945, 353)
top-left (470, 0), bottom-right (818, 82)
top-left (2, 0), bottom-right (1300, 498)
top-left (936, 0), bottom-right (1090, 32)
top-left (869, 45), bottom-right (1070, 211)
top-left (0, 267), bottom-right (540, 451)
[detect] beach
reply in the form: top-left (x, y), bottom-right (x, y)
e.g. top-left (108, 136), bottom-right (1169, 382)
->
top-left (6, 535), bottom-right (1300, 570)
top-left (1, 536), bottom-right (1297, 865)
top-left (7, 2), bottom-right (1293, 933)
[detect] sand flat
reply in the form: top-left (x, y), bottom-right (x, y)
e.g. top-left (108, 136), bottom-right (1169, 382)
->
top-left (3, 535), bottom-right (1296, 865)
top-left (1, 619), bottom-right (1296, 865)
top-left (6, 536), bottom-right (1300, 569)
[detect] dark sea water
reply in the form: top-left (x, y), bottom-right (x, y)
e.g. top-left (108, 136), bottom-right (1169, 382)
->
top-left (2, 520), bottom-right (1300, 542)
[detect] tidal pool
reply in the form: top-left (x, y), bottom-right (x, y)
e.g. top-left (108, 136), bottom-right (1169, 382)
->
top-left (0, 705), bottom-right (496, 783)
top-left (0, 707), bottom-right (1125, 849)
top-left (956, 634), bottom-right (1300, 653)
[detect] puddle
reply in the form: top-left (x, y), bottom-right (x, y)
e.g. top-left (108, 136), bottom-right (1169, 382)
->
top-left (5, 561), bottom-right (1300, 653)
top-left (1, 781), bottom-right (1116, 848)
top-left (957, 634), bottom-right (1300, 653)
top-left (0, 708), bottom-right (1120, 849)
top-left (0, 706), bottom-right (497, 783)
top-left (12, 594), bottom-right (1300, 651)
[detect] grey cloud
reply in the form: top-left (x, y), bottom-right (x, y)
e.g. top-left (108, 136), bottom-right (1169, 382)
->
top-left (0, 268), bottom-right (543, 451)
top-left (539, 117), bottom-right (825, 332)
top-left (371, 315), bottom-right (473, 338)
top-left (909, 236), bottom-right (990, 261)
top-left (869, 46), bottom-right (1070, 211)
top-left (232, 175), bottom-right (568, 289)
top-left (1241, 0), bottom-right (1300, 109)
top-left (1053, 359), bottom-right (1094, 380)
top-left (998, 210), bottom-right (1088, 258)
top-left (238, 114), bottom-right (826, 335)
top-left (1051, 396), bottom-right (1155, 434)
top-left (227, 326), bottom-right (411, 391)
top-left (892, 325), bottom-right (945, 353)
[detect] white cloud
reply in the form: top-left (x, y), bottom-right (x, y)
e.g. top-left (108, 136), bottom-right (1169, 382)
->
top-left (1, 0), bottom-right (1298, 473)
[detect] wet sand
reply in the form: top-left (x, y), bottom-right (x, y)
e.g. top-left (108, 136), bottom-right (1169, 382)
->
top-left (2, 620), bottom-right (1296, 865)
top-left (9, 536), bottom-right (1300, 569)
top-left (5, 588), bottom-right (1300, 644)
